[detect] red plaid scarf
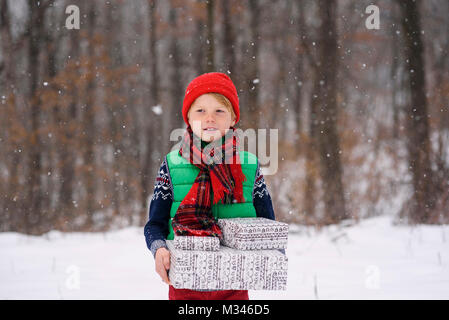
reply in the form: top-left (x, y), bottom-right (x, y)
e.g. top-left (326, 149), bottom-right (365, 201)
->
top-left (172, 125), bottom-right (246, 238)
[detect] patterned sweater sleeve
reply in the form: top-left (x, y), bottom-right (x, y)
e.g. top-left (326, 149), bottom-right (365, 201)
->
top-left (252, 160), bottom-right (276, 220)
top-left (143, 156), bottom-right (173, 258)
top-left (252, 160), bottom-right (285, 254)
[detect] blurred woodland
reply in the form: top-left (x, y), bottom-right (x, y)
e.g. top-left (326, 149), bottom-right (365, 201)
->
top-left (0, 0), bottom-right (448, 234)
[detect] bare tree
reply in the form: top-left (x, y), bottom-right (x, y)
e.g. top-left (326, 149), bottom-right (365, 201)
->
top-left (26, 1), bottom-right (50, 234)
top-left (168, 3), bottom-right (185, 135)
top-left (194, 3), bottom-right (206, 75)
top-left (244, 0), bottom-right (261, 132)
top-left (0, 0), bottom-right (14, 87)
top-left (398, 0), bottom-right (436, 223)
top-left (221, 0), bottom-right (236, 76)
top-left (57, 15), bottom-right (81, 231)
top-left (43, 3), bottom-right (68, 229)
top-left (312, 0), bottom-right (348, 224)
top-left (82, 2), bottom-right (99, 229)
top-left (206, 0), bottom-right (215, 72)
top-left (292, 0), bottom-right (306, 144)
top-left (140, 0), bottom-right (161, 225)
top-left (0, 0), bottom-right (19, 230)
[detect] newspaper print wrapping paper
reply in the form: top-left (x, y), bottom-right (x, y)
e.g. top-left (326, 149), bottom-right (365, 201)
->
top-left (167, 240), bottom-right (288, 291)
top-left (217, 217), bottom-right (289, 250)
top-left (173, 235), bottom-right (220, 251)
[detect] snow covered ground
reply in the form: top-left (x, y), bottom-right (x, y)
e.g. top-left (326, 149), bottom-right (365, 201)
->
top-left (1, 216), bottom-right (448, 300)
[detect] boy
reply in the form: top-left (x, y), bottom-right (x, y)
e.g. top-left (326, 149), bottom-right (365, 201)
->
top-left (144, 72), bottom-right (276, 300)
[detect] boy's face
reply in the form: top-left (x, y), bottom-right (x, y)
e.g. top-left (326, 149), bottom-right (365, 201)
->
top-left (187, 93), bottom-right (236, 142)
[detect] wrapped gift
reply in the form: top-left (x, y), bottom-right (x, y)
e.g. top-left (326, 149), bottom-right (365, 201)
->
top-left (173, 235), bottom-right (220, 251)
top-left (217, 217), bottom-right (289, 250)
top-left (167, 240), bottom-right (288, 291)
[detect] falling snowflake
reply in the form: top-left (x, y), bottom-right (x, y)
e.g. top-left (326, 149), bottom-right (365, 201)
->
top-left (152, 105), bottom-right (162, 115)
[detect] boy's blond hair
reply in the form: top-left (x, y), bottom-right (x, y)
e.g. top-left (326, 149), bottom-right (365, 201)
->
top-left (210, 93), bottom-right (236, 121)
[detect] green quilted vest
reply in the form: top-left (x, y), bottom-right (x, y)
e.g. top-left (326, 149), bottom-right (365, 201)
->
top-left (165, 146), bottom-right (258, 240)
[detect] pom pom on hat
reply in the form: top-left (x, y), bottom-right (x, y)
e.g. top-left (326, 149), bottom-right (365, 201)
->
top-left (182, 72), bottom-right (240, 126)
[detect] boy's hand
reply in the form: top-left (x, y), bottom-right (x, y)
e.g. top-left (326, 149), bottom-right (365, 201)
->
top-left (155, 247), bottom-right (172, 286)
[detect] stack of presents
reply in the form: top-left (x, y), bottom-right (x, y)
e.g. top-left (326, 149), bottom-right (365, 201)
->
top-left (167, 217), bottom-right (289, 291)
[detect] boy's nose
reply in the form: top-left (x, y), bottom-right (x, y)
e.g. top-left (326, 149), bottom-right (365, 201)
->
top-left (204, 113), bottom-right (216, 122)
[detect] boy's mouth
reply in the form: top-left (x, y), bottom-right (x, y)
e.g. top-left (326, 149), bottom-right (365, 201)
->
top-left (203, 127), bottom-right (218, 132)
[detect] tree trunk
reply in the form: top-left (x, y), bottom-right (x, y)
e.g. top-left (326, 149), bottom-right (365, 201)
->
top-left (140, 0), bottom-right (160, 226)
top-left (169, 5), bottom-right (185, 135)
top-left (59, 25), bottom-right (81, 230)
top-left (222, 0), bottom-right (236, 76)
top-left (314, 0), bottom-right (348, 224)
top-left (105, 0), bottom-right (124, 225)
top-left (305, 67), bottom-right (323, 224)
top-left (245, 0), bottom-right (261, 134)
top-left (398, 0), bottom-right (435, 223)
top-left (206, 0), bottom-right (215, 72)
top-left (45, 6), bottom-right (63, 229)
top-left (0, 0), bottom-right (14, 88)
top-left (0, 0), bottom-right (20, 230)
top-left (26, 1), bottom-right (46, 234)
top-left (293, 0), bottom-right (305, 146)
top-left (83, 3), bottom-right (98, 230)
top-left (271, 38), bottom-right (286, 130)
top-left (389, 4), bottom-right (400, 140)
top-left (195, 17), bottom-right (206, 75)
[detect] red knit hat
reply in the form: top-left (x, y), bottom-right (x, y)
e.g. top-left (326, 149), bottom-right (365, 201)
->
top-left (182, 72), bottom-right (240, 126)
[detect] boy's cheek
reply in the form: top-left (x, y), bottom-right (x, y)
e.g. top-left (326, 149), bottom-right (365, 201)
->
top-left (190, 119), bottom-right (202, 132)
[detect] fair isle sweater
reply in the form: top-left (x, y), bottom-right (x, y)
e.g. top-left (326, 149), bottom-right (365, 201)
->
top-left (143, 156), bottom-right (276, 258)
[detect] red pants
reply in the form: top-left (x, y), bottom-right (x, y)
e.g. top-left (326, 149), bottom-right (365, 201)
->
top-left (169, 286), bottom-right (249, 300)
